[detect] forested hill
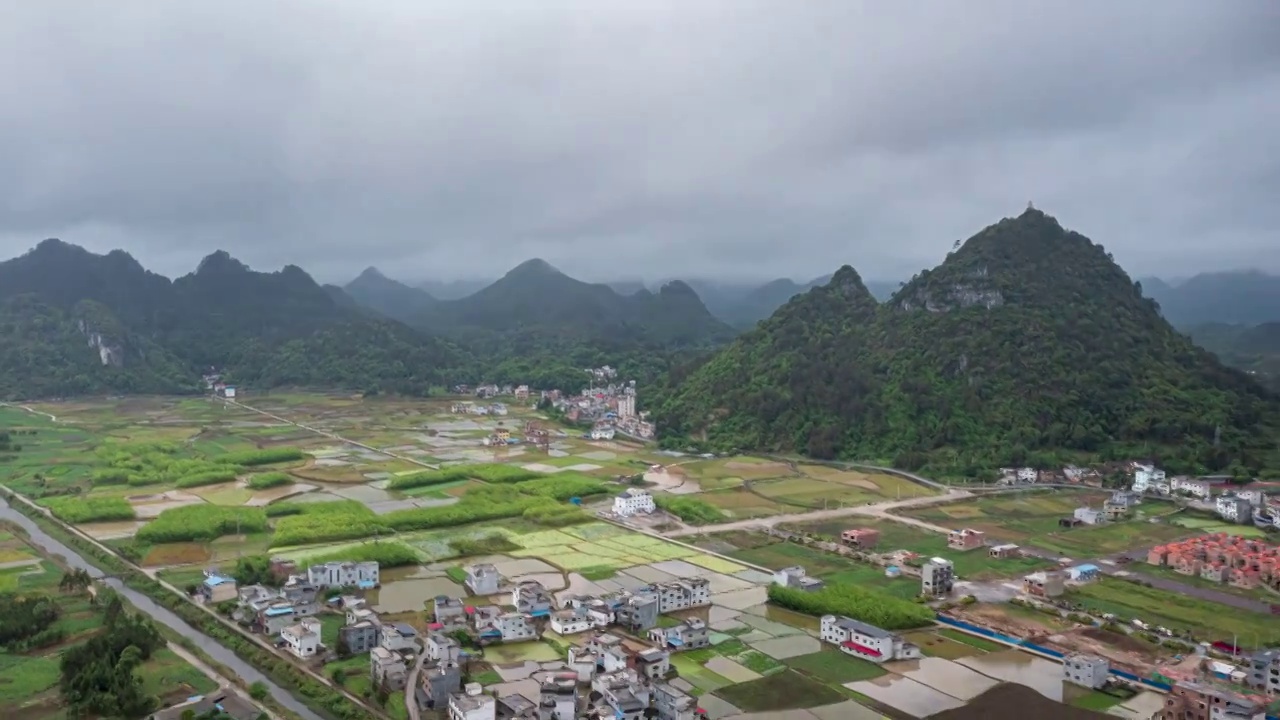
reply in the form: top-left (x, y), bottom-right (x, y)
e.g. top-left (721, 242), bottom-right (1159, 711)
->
top-left (0, 240), bottom-right (466, 399)
top-left (654, 209), bottom-right (1280, 476)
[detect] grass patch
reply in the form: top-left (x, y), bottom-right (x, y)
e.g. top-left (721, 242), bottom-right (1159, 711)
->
top-left (939, 628), bottom-right (1006, 652)
top-left (1068, 578), bottom-right (1280, 641)
top-left (578, 565), bottom-right (617, 581)
top-left (785, 648), bottom-right (886, 684)
top-left (713, 670), bottom-right (846, 712)
top-left (41, 495), bottom-right (135, 523)
top-left (445, 566), bottom-right (468, 583)
top-left (1069, 690), bottom-right (1131, 711)
top-left (246, 472), bottom-right (292, 490)
top-left (736, 650), bottom-right (786, 674)
top-left (472, 669), bottom-right (502, 685)
top-left (137, 504), bottom-right (267, 543)
top-left (653, 494), bottom-right (729, 524)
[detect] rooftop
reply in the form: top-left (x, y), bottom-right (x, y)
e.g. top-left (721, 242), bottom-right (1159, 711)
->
top-left (832, 615), bottom-right (893, 639)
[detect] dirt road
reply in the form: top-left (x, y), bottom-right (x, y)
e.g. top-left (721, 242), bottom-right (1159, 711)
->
top-left (662, 488), bottom-right (970, 537)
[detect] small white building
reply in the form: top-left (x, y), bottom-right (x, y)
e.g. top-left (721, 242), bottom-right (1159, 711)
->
top-left (380, 623), bottom-right (418, 652)
top-left (1173, 477), bottom-right (1214, 500)
top-left (281, 617), bottom-right (321, 659)
top-left (1217, 494), bottom-right (1253, 524)
top-left (1063, 653), bottom-right (1110, 689)
top-left (464, 564), bottom-right (501, 596)
top-left (550, 608), bottom-right (594, 636)
top-left (590, 426), bottom-right (616, 441)
top-left (772, 565), bottom-right (824, 592)
top-left (613, 488), bottom-right (656, 517)
top-left (819, 615), bottom-right (921, 663)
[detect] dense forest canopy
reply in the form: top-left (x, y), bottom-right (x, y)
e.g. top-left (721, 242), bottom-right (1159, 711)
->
top-left (653, 209), bottom-right (1280, 476)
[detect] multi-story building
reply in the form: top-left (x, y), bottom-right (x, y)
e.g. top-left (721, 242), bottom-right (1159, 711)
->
top-left (448, 685), bottom-right (496, 720)
top-left (1132, 464), bottom-right (1167, 493)
top-left (1172, 477), bottom-right (1215, 500)
top-left (496, 612), bottom-right (539, 642)
top-left (922, 557), bottom-right (954, 598)
top-left (1063, 653), bottom-right (1110, 689)
top-left (1153, 680), bottom-right (1264, 720)
top-left (614, 594), bottom-right (659, 631)
top-left (419, 662), bottom-right (462, 708)
top-left (549, 608), bottom-right (594, 636)
top-left (1023, 570), bottom-right (1065, 598)
top-left (649, 578), bottom-right (710, 613)
top-left (281, 618), bottom-right (321, 659)
top-left (306, 561), bottom-right (380, 589)
top-left (495, 695), bottom-right (537, 720)
top-left (1073, 507), bottom-right (1108, 526)
top-left (465, 564), bottom-right (501, 596)
top-left (583, 633), bottom-right (631, 674)
top-left (653, 682), bottom-right (697, 720)
top-left (947, 528), bottom-right (985, 551)
top-left (1217, 494), bottom-right (1254, 524)
top-left (773, 565), bottom-right (824, 592)
top-left (635, 647), bottom-right (670, 679)
top-left (537, 672), bottom-right (578, 720)
top-left (1246, 648), bottom-right (1280, 693)
top-left (593, 670), bottom-right (649, 720)
top-left (613, 488), bottom-right (656, 516)
top-left (647, 619), bottom-right (709, 652)
top-left (381, 623), bottom-right (419, 652)
top-left (819, 615), bottom-right (922, 663)
top-left (427, 632), bottom-right (462, 664)
top-left (339, 621), bottom-right (380, 655)
top-left (433, 595), bottom-right (467, 628)
top-left (512, 581), bottom-right (553, 616)
top-left (371, 647), bottom-right (408, 691)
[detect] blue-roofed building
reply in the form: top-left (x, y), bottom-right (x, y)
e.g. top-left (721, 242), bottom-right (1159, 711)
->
top-left (196, 571), bottom-right (238, 604)
top-left (1067, 564), bottom-right (1101, 583)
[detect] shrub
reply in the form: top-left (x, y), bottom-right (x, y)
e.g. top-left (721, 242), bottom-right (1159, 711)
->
top-left (653, 495), bottom-right (727, 524)
top-left (264, 502), bottom-right (304, 517)
top-left (382, 495), bottom-right (543, 532)
top-left (217, 448), bottom-right (306, 467)
top-left (173, 468), bottom-right (241, 488)
top-left (447, 534), bottom-right (521, 557)
top-left (304, 541), bottom-right (420, 568)
top-left (467, 464), bottom-right (543, 484)
top-left (521, 503), bottom-right (590, 527)
top-left (137, 505), bottom-right (268, 543)
top-left (246, 472), bottom-right (292, 490)
top-left (90, 469), bottom-right (130, 486)
top-left (271, 501), bottom-right (391, 546)
top-left (767, 583), bottom-right (935, 631)
top-left (386, 467), bottom-right (471, 490)
top-left (515, 473), bottom-right (607, 500)
top-left (43, 496), bottom-right (135, 523)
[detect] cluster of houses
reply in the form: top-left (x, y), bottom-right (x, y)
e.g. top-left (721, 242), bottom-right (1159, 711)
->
top-left (1064, 651), bottom-right (1272, 720)
top-left (1133, 465), bottom-right (1279, 529)
top-left (1147, 534), bottom-right (1280, 591)
top-left (452, 384), bottom-right (534, 402)
top-left (552, 381), bottom-right (656, 441)
top-left (997, 465), bottom-right (1105, 485)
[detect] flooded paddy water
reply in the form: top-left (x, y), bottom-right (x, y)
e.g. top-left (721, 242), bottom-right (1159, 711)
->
top-left (371, 566), bottom-right (465, 613)
top-left (850, 673), bottom-right (967, 717)
top-left (956, 650), bottom-right (1065, 700)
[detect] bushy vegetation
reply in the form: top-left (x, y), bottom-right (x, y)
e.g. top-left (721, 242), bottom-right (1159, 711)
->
top-left (271, 501), bottom-right (391, 546)
top-left (173, 467), bottom-right (240, 488)
top-left (136, 505), bottom-right (267, 543)
top-left (264, 502), bottom-right (305, 517)
top-left (43, 496), bottom-right (135, 523)
top-left (90, 468), bottom-right (130, 486)
top-left (246, 472), bottom-right (292, 490)
top-left (521, 503), bottom-right (590, 527)
top-left (386, 467), bottom-right (471, 490)
top-left (767, 583), bottom-right (934, 631)
top-left (655, 210), bottom-right (1280, 475)
top-left (307, 542), bottom-right (420, 568)
top-left (59, 591), bottom-right (164, 718)
top-left (382, 494), bottom-right (545, 532)
top-left (0, 593), bottom-right (61, 650)
top-left (218, 448), bottom-right (306, 467)
top-left (653, 494), bottom-right (727, 524)
top-left (467, 464), bottom-right (544, 483)
top-left (515, 473), bottom-right (607, 500)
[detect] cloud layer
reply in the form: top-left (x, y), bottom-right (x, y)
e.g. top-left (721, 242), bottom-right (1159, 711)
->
top-left (2, 1), bottom-right (1278, 283)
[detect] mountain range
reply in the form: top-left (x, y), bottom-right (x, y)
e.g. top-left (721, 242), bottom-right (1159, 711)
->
top-left (0, 240), bottom-right (464, 399)
top-left (653, 209), bottom-right (1280, 476)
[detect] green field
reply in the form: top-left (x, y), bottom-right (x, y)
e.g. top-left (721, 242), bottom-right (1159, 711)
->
top-left (1068, 578), bottom-right (1280, 643)
top-left (720, 537), bottom-right (923, 598)
top-left (900, 491), bottom-right (1190, 557)
top-left (767, 519), bottom-right (1051, 580)
top-left (784, 648), bottom-right (886, 684)
top-left (0, 527), bottom-right (216, 720)
top-left (713, 670), bottom-right (847, 712)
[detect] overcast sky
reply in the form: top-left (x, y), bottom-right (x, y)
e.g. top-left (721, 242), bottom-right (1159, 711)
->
top-left (2, 2), bottom-right (1278, 285)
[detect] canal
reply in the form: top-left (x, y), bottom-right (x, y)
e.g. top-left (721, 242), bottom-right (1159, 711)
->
top-left (0, 498), bottom-right (325, 720)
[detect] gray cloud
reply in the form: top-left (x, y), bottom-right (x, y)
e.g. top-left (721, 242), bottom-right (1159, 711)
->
top-left (1, 1), bottom-right (1278, 285)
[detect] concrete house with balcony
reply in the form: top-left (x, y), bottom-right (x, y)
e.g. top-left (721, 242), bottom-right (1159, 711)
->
top-left (282, 617), bottom-right (321, 659)
top-left (647, 618), bottom-right (709, 652)
top-left (464, 564), bottom-right (501, 596)
top-left (819, 615), bottom-right (922, 663)
top-left (371, 647), bottom-right (408, 691)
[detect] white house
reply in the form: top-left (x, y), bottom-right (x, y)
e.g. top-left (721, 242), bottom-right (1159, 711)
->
top-left (1132, 465), bottom-right (1168, 494)
top-left (613, 488), bottom-right (656, 517)
top-left (1063, 653), bottom-right (1110, 689)
top-left (448, 685), bottom-right (496, 720)
top-left (380, 623), bottom-right (419, 652)
top-left (1173, 477), bottom-right (1214, 500)
top-left (1217, 494), bottom-right (1253, 524)
top-left (497, 613), bottom-right (538, 642)
top-left (649, 579), bottom-right (710, 613)
top-left (550, 608), bottom-right (594, 636)
top-left (819, 615), bottom-right (921, 663)
top-left (281, 617), bottom-right (321, 659)
top-left (306, 561), bottom-right (379, 589)
top-left (590, 426), bottom-right (616, 441)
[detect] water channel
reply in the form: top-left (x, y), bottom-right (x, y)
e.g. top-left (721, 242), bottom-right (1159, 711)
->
top-left (0, 498), bottom-right (324, 720)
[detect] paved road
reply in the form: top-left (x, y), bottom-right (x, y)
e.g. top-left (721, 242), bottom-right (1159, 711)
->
top-left (662, 488), bottom-right (972, 537)
top-left (404, 644), bottom-right (427, 720)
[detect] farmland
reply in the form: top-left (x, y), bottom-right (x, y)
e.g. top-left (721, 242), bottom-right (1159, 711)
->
top-left (897, 490), bottom-right (1191, 557)
top-left (1067, 577), bottom-right (1280, 643)
top-left (0, 524), bottom-right (217, 720)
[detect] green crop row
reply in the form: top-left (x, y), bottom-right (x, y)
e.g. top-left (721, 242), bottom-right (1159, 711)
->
top-left (173, 468), bottom-right (241, 489)
top-left (515, 473), bottom-right (607, 501)
top-left (271, 501), bottom-right (392, 547)
top-left (217, 448), bottom-right (306, 467)
top-left (246, 472), bottom-right (292, 490)
top-left (42, 496), bottom-right (135, 523)
top-left (385, 467), bottom-right (472, 490)
top-left (653, 494), bottom-right (728, 524)
top-left (137, 505), bottom-right (268, 543)
top-left (766, 583), bottom-right (935, 631)
top-left (303, 542), bottom-right (420, 568)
